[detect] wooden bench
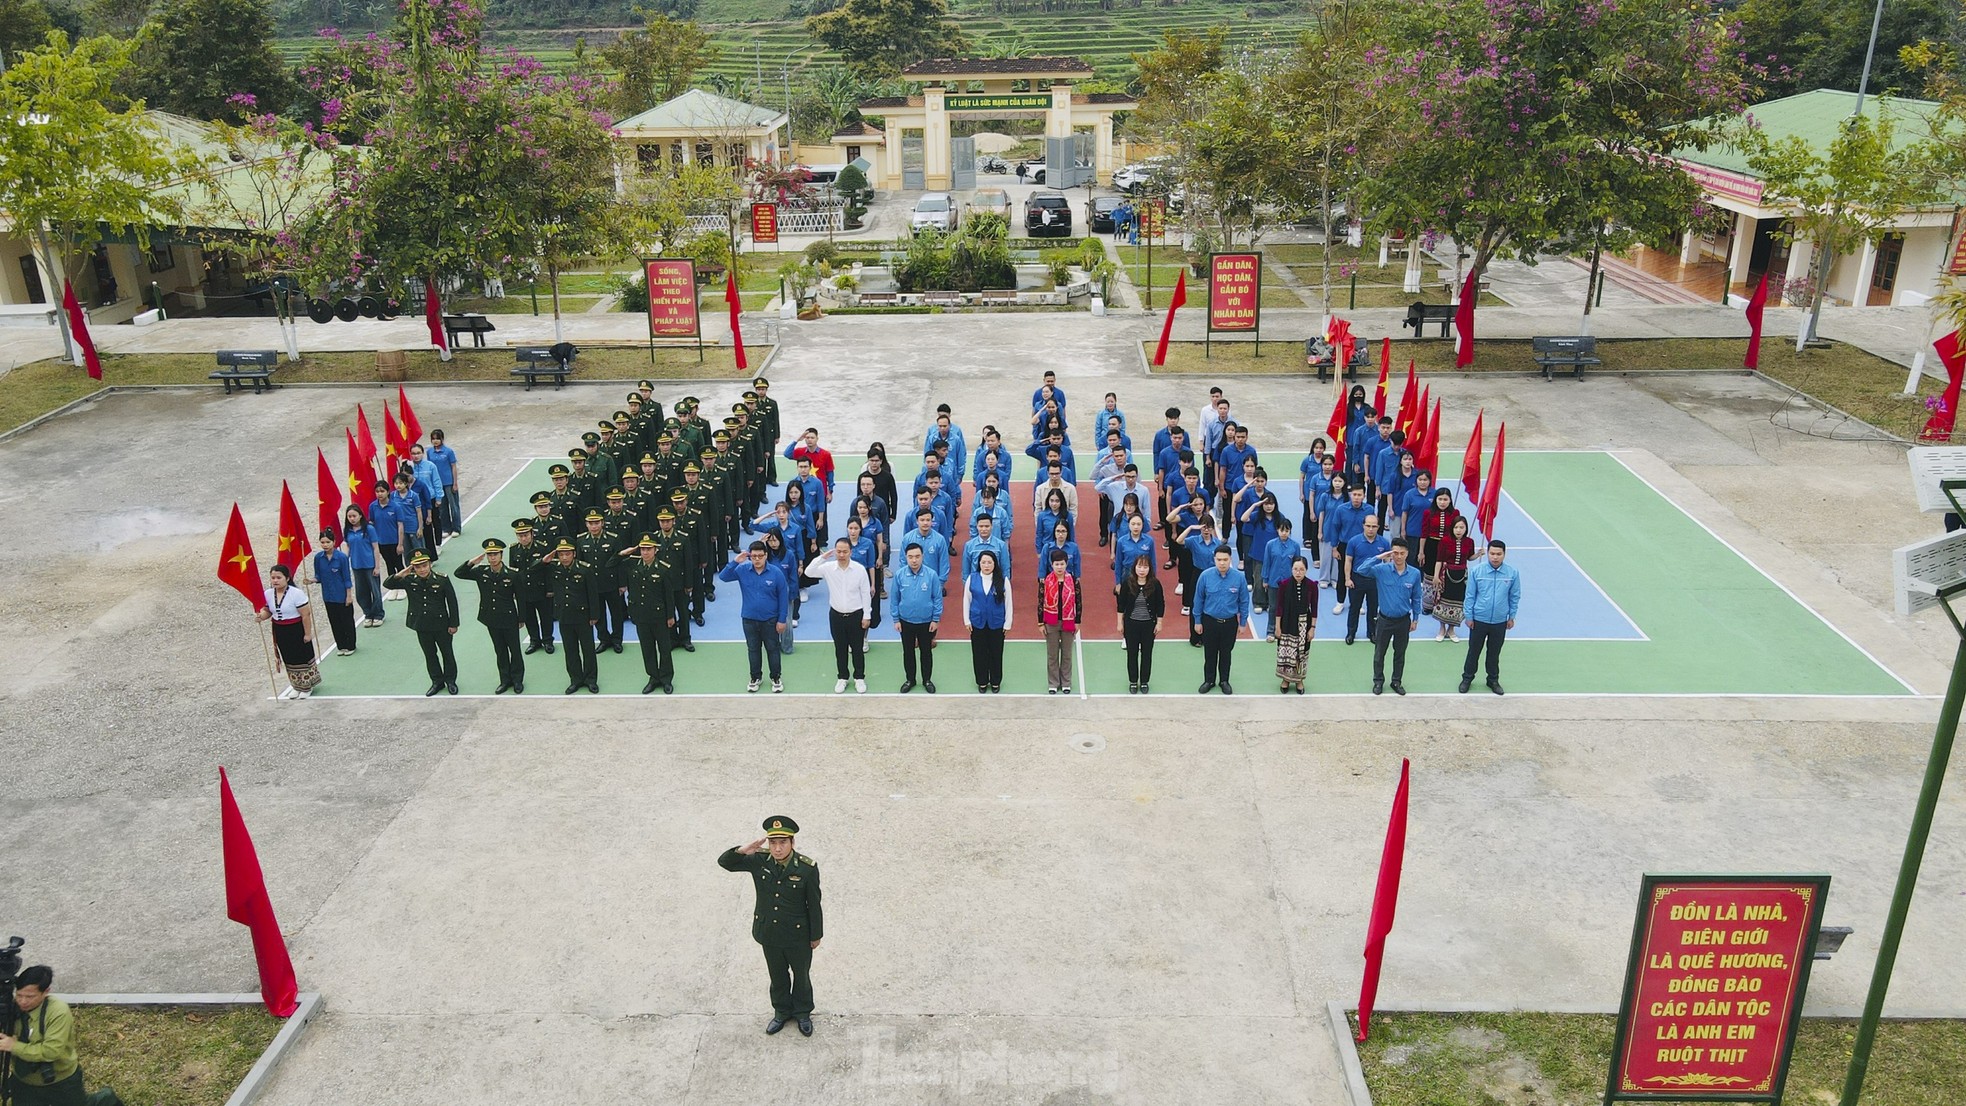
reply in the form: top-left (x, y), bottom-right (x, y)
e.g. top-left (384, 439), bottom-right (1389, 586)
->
top-left (1402, 301), bottom-right (1454, 338)
top-left (924, 290), bottom-right (967, 308)
top-left (979, 288), bottom-right (1017, 306)
top-left (1305, 338), bottom-right (1370, 384)
top-left (209, 349), bottom-right (281, 394)
top-left (442, 313), bottom-right (497, 348)
top-left (1531, 335), bottom-right (1600, 380)
top-left (857, 291), bottom-right (898, 307)
top-left (512, 343), bottom-right (576, 390)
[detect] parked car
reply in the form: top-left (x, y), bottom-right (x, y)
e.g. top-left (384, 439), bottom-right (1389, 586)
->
top-left (1020, 159), bottom-right (1092, 186)
top-left (1025, 191), bottom-right (1073, 238)
top-left (970, 188), bottom-right (1012, 224)
top-left (911, 192), bottom-right (959, 233)
top-left (1114, 157), bottom-right (1176, 194)
top-left (1089, 196), bottom-right (1121, 234)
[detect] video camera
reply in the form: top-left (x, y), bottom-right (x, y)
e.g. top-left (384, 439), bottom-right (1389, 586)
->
top-left (0, 936), bottom-right (22, 1106)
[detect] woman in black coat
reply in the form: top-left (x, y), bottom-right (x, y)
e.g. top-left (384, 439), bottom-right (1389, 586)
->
top-left (1271, 555), bottom-right (1318, 693)
top-left (1115, 554), bottom-right (1165, 694)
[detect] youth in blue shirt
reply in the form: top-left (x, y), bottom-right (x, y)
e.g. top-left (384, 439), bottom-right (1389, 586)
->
top-left (898, 512), bottom-right (951, 579)
top-left (1113, 513), bottom-right (1156, 586)
top-left (1357, 540), bottom-right (1425, 694)
top-left (1461, 540), bottom-right (1522, 693)
top-left (964, 515), bottom-right (1012, 580)
top-left (719, 542), bottom-right (792, 688)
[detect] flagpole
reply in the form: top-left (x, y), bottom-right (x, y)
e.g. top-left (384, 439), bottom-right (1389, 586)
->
top-left (258, 618), bottom-right (282, 699)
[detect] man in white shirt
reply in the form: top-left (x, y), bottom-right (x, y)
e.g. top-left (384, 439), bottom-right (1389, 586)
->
top-left (806, 538), bottom-right (874, 693)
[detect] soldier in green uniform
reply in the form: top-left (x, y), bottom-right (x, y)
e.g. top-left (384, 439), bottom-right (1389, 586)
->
top-left (574, 507), bottom-right (626, 653)
top-left (567, 447), bottom-right (602, 514)
top-left (671, 485), bottom-right (713, 629)
top-left (619, 533), bottom-right (677, 694)
top-left (625, 393), bottom-right (653, 449)
top-left (545, 538), bottom-right (602, 694)
top-left (382, 548), bottom-right (460, 696)
top-left (584, 429), bottom-right (620, 492)
top-left (453, 537), bottom-right (526, 694)
top-left (619, 466), bottom-right (654, 534)
top-left (752, 377), bottom-right (781, 486)
top-left (607, 412), bottom-right (638, 471)
top-left (678, 399), bottom-right (711, 457)
top-left (637, 379), bottom-right (663, 425)
top-left (651, 434), bottom-right (684, 497)
top-left (509, 517), bottom-right (556, 654)
top-left (547, 464), bottom-right (582, 529)
top-left (654, 504), bottom-right (698, 648)
top-left (718, 816), bottom-right (823, 1037)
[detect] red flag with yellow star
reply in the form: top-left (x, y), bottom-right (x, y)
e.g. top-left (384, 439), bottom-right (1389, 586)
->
top-left (346, 429), bottom-right (375, 514)
top-left (217, 504), bottom-right (266, 612)
top-left (317, 448), bottom-right (343, 541)
top-left (383, 402), bottom-right (405, 477)
top-left (275, 481), bottom-right (310, 575)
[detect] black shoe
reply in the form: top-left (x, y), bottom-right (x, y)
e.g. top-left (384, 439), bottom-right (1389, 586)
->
top-left (1098, 538), bottom-right (1109, 547)
top-left (512, 682), bottom-right (524, 694)
top-left (1372, 681), bottom-right (1384, 695)
top-left (1129, 683), bottom-right (1138, 693)
top-left (900, 679), bottom-right (915, 693)
top-left (797, 1016), bottom-right (813, 1037)
top-left (924, 680), bottom-right (936, 694)
top-left (1220, 682), bottom-right (1233, 695)
top-left (682, 642), bottom-right (696, 652)
top-left (990, 684), bottom-right (1000, 693)
top-left (1391, 682), bottom-right (1405, 696)
top-left (1489, 680), bottom-right (1504, 695)
top-left (1294, 684), bottom-right (1304, 695)
top-left (495, 682), bottom-right (512, 695)
top-left (565, 683), bottom-right (580, 695)
top-left (980, 685), bottom-right (989, 694)
top-left (543, 643), bottom-right (555, 654)
top-left (693, 615), bottom-right (706, 627)
top-left (1345, 635), bottom-right (1355, 645)
top-left (1048, 687), bottom-right (1057, 695)
top-left (612, 642), bottom-right (624, 654)
top-left (643, 679), bottom-right (658, 694)
top-left (425, 683), bottom-right (442, 697)
top-left (524, 643), bottom-right (541, 655)
top-left (1458, 678), bottom-right (1472, 694)
top-left (1198, 681), bottom-right (1215, 694)
top-left (588, 681), bottom-right (600, 693)
top-left (1141, 683), bottom-right (1150, 693)
top-left (765, 1017), bottom-right (787, 1035)
top-left (445, 681), bottom-right (458, 695)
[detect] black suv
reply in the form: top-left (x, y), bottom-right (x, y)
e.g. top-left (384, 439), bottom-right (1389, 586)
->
top-left (1025, 191), bottom-right (1073, 238)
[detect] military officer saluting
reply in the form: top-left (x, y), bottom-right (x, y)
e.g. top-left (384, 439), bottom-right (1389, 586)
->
top-left (577, 505), bottom-right (629, 653)
top-left (719, 816), bottom-right (824, 1037)
top-left (545, 537), bottom-right (602, 694)
top-left (382, 548), bottom-right (461, 696)
top-left (619, 532), bottom-right (678, 694)
top-left (453, 537), bottom-right (526, 694)
top-left (509, 517), bottom-right (557, 655)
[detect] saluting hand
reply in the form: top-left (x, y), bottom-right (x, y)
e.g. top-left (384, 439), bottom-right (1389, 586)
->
top-left (738, 837), bottom-right (766, 855)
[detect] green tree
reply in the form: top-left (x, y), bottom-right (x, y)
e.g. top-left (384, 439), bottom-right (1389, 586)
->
top-left (807, 0), bottom-right (967, 78)
top-left (1359, 0), bottom-right (1756, 306)
top-left (0, 0), bottom-right (55, 66)
top-left (0, 31), bottom-right (189, 363)
top-left (599, 10), bottom-right (721, 119)
top-left (125, 0), bottom-right (294, 121)
top-left (79, 0), bottom-right (148, 37)
top-left (1739, 0), bottom-right (1957, 99)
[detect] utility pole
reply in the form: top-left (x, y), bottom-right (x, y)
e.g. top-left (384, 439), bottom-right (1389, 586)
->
top-left (1800, 0), bottom-right (1887, 349)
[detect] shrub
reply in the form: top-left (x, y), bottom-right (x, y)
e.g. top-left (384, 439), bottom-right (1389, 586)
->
top-left (615, 272), bottom-right (648, 313)
top-left (804, 240), bottom-right (842, 266)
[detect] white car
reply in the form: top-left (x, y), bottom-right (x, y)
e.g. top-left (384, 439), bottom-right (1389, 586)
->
top-left (911, 192), bottom-right (959, 233)
top-left (1114, 157), bottom-right (1176, 194)
top-left (969, 188), bottom-right (1011, 224)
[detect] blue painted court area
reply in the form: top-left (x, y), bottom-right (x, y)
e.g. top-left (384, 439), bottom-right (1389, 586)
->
top-left (1431, 478), bottom-right (1643, 641)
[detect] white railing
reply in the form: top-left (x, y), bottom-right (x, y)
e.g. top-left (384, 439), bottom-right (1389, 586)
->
top-left (686, 214), bottom-right (731, 233)
top-left (780, 210), bottom-right (844, 234)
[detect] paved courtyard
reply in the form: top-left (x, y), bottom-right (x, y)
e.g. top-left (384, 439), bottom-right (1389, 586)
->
top-left (1, 313), bottom-right (1962, 1104)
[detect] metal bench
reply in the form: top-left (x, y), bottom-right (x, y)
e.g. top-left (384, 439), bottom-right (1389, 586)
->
top-left (857, 292), bottom-right (898, 307)
top-left (979, 289), bottom-right (1017, 306)
top-left (512, 343), bottom-right (576, 389)
top-left (442, 313), bottom-right (497, 348)
top-left (924, 290), bottom-right (967, 308)
top-left (209, 349), bottom-right (281, 394)
top-left (1402, 301), bottom-right (1454, 338)
top-left (1531, 335), bottom-right (1601, 380)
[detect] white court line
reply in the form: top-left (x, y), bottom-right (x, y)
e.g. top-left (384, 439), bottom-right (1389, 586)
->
top-left (1514, 497), bottom-right (1651, 642)
top-left (1605, 451), bottom-right (1920, 695)
top-left (309, 689), bottom-right (1934, 701)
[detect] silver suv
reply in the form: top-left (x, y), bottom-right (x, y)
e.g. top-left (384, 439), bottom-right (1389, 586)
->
top-left (910, 193), bottom-right (959, 233)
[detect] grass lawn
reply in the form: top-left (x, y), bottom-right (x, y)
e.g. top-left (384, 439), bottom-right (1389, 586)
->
top-left (0, 346), bottom-right (766, 435)
top-left (81, 1004), bottom-right (281, 1106)
top-left (1355, 1011), bottom-right (1966, 1106)
top-left (447, 293), bottom-right (608, 315)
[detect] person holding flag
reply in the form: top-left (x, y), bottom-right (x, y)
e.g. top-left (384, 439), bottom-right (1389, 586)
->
top-left (255, 563), bottom-right (320, 699)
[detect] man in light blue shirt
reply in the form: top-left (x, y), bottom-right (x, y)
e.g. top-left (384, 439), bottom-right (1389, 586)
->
top-left (1461, 539), bottom-right (1522, 695)
top-left (1358, 539), bottom-right (1424, 695)
top-left (1192, 546), bottom-right (1250, 695)
top-left (963, 513), bottom-right (1011, 580)
top-left (892, 544), bottom-right (945, 693)
top-left (898, 509), bottom-right (950, 581)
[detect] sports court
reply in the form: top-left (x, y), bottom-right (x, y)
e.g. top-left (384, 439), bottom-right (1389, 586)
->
top-left (313, 447), bottom-right (1912, 698)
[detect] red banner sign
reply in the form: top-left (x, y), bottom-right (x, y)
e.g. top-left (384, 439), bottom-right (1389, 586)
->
top-left (1948, 212), bottom-right (1966, 275)
top-left (1208, 252), bottom-right (1260, 332)
top-left (1139, 199), bottom-right (1166, 240)
top-left (1607, 875), bottom-right (1828, 1103)
top-left (644, 259), bottom-right (699, 338)
top-left (751, 203), bottom-right (779, 245)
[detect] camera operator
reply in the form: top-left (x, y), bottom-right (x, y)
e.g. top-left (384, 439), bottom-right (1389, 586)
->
top-left (2, 966), bottom-right (83, 1105)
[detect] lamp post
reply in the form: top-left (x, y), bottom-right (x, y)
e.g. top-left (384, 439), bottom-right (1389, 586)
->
top-left (1838, 476), bottom-right (1966, 1106)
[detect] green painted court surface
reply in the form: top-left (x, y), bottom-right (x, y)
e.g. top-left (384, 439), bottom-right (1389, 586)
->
top-left (309, 451), bottom-right (1912, 698)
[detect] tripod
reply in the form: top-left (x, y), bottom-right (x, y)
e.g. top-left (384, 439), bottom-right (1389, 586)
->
top-left (0, 935), bottom-right (26, 1106)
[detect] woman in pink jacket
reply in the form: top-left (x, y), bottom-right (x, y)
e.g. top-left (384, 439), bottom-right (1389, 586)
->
top-left (1040, 548), bottom-right (1080, 694)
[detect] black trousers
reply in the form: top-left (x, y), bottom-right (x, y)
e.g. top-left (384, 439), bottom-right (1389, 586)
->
top-left (560, 615), bottom-right (598, 683)
top-left (637, 616), bottom-right (673, 682)
top-left (323, 599), bottom-right (358, 651)
top-left (488, 624), bottom-right (524, 685)
top-left (601, 588), bottom-right (629, 647)
top-left (1463, 619), bottom-right (1509, 682)
top-left (521, 594), bottom-right (554, 647)
top-left (1346, 578), bottom-right (1379, 639)
top-left (900, 620), bottom-right (935, 681)
top-left (377, 541), bottom-right (403, 576)
top-left (417, 629), bottom-right (458, 683)
top-left (1097, 495), bottom-right (1113, 543)
top-left (1124, 618), bottom-right (1156, 683)
top-left (671, 591), bottom-right (693, 645)
top-left (761, 942), bottom-right (814, 1018)
top-left (1372, 613), bottom-right (1412, 683)
top-left (1200, 615), bottom-right (1237, 684)
top-left (7, 1067), bottom-right (85, 1106)
top-left (970, 626), bottom-right (1004, 687)
top-left (830, 608), bottom-right (866, 679)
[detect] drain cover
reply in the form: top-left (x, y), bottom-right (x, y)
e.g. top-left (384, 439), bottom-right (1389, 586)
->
top-left (1070, 733), bottom-right (1106, 753)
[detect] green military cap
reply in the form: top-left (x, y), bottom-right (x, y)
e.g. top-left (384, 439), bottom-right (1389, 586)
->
top-left (684, 462), bottom-right (702, 474)
top-left (638, 533), bottom-right (658, 548)
top-left (511, 517), bottom-right (534, 533)
top-left (627, 393), bottom-right (644, 404)
top-left (408, 549), bottom-right (431, 566)
top-left (640, 453), bottom-right (659, 465)
top-left (482, 538), bottom-right (507, 553)
top-left (714, 430), bottom-right (733, 441)
top-left (584, 508), bottom-right (604, 522)
top-left (763, 815), bottom-right (799, 837)
top-left (546, 466), bottom-right (569, 480)
top-left (669, 488), bottom-right (689, 500)
top-left (621, 469), bottom-right (640, 482)
top-left (742, 390), bottom-right (758, 401)
top-left (638, 378), bottom-right (655, 390)
top-left (699, 449), bottom-right (717, 459)
top-left (730, 402), bottom-right (747, 413)
top-left (657, 508), bottom-right (676, 520)
top-left (586, 432), bottom-right (605, 444)
top-left (752, 376), bottom-right (769, 388)
top-left (553, 538), bottom-right (575, 553)
top-left (597, 422), bottom-right (613, 433)
top-left (657, 434), bottom-right (674, 445)
top-left (606, 488), bottom-right (625, 501)
top-left (682, 395), bottom-right (699, 406)
top-left (664, 417), bottom-right (681, 428)
top-left (613, 410), bottom-right (630, 420)
top-left (568, 448), bottom-right (588, 460)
